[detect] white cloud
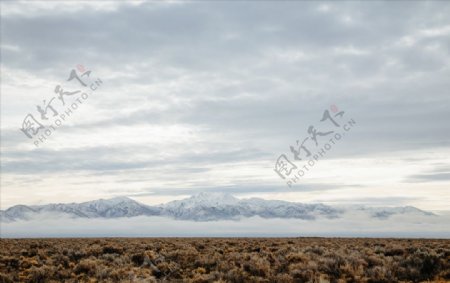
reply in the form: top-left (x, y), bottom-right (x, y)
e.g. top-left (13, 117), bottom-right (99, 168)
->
top-left (2, 213), bottom-right (449, 238)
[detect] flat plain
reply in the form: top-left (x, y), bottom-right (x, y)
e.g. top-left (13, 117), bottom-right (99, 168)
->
top-left (0, 238), bottom-right (449, 282)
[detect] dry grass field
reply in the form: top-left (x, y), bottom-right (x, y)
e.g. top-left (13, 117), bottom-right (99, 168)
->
top-left (0, 238), bottom-right (449, 283)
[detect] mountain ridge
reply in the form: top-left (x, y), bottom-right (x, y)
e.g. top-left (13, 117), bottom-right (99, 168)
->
top-left (0, 192), bottom-right (434, 222)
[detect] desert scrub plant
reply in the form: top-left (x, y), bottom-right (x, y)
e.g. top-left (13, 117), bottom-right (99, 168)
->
top-left (0, 256), bottom-right (19, 270)
top-left (396, 249), bottom-right (441, 282)
top-left (25, 266), bottom-right (54, 283)
top-left (242, 256), bottom-right (271, 277)
top-left (193, 254), bottom-right (218, 271)
top-left (52, 254), bottom-right (70, 268)
top-left (67, 249), bottom-right (86, 261)
top-left (318, 255), bottom-right (346, 281)
top-left (86, 244), bottom-right (103, 257)
top-left (305, 245), bottom-right (325, 256)
top-left (0, 272), bottom-right (14, 283)
top-left (19, 256), bottom-right (40, 269)
top-left (286, 251), bottom-right (309, 263)
top-left (74, 258), bottom-right (97, 276)
top-left (225, 267), bottom-right (247, 283)
top-left (274, 273), bottom-right (294, 283)
top-left (383, 246), bottom-right (404, 257)
top-left (1, 238), bottom-right (449, 282)
top-left (102, 245), bottom-right (123, 255)
top-left (289, 264), bottom-right (316, 282)
top-left (130, 252), bottom-right (145, 266)
top-left (95, 266), bottom-right (113, 281)
top-left (364, 255), bottom-right (383, 268)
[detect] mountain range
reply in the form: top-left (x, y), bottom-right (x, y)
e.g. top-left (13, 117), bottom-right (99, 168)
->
top-left (0, 192), bottom-right (434, 222)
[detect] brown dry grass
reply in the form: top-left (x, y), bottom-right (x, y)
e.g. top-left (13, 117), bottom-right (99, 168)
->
top-left (0, 238), bottom-right (449, 282)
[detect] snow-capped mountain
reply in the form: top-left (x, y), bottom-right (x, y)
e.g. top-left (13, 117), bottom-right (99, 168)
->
top-left (1, 205), bottom-right (38, 222)
top-left (31, 196), bottom-right (162, 218)
top-left (1, 197), bottom-right (161, 222)
top-left (162, 192), bottom-right (242, 221)
top-left (0, 193), bottom-right (434, 222)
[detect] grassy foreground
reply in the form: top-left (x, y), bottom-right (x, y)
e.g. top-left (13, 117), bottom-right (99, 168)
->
top-left (0, 238), bottom-right (449, 282)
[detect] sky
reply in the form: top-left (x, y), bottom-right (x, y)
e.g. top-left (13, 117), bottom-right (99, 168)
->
top-left (1, 1), bottom-right (450, 211)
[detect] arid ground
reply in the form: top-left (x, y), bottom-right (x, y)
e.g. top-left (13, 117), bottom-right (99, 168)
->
top-left (0, 238), bottom-right (449, 282)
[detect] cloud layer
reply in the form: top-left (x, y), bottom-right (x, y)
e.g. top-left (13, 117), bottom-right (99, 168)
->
top-left (2, 213), bottom-right (449, 238)
top-left (1, 1), bottom-right (450, 213)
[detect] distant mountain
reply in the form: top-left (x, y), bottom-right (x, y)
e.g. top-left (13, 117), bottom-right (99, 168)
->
top-left (353, 205), bottom-right (435, 219)
top-left (0, 192), bottom-right (434, 222)
top-left (31, 196), bottom-right (162, 218)
top-left (1, 205), bottom-right (38, 222)
top-left (1, 197), bottom-right (161, 222)
top-left (162, 192), bottom-right (343, 221)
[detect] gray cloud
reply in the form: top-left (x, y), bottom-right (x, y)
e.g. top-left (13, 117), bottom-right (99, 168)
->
top-left (406, 173), bottom-right (450, 183)
top-left (405, 164), bottom-right (450, 183)
top-left (125, 183), bottom-right (360, 198)
top-left (313, 196), bottom-right (422, 206)
top-left (1, 1), bottom-right (450, 208)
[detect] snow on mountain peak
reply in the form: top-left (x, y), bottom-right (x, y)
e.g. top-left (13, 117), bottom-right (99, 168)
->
top-left (103, 196), bottom-right (136, 204)
top-left (164, 192), bottom-right (238, 209)
top-left (188, 192), bottom-right (238, 205)
top-left (0, 193), bottom-right (435, 222)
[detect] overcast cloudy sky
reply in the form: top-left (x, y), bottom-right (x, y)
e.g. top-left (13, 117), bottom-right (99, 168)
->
top-left (1, 1), bottom-right (449, 211)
